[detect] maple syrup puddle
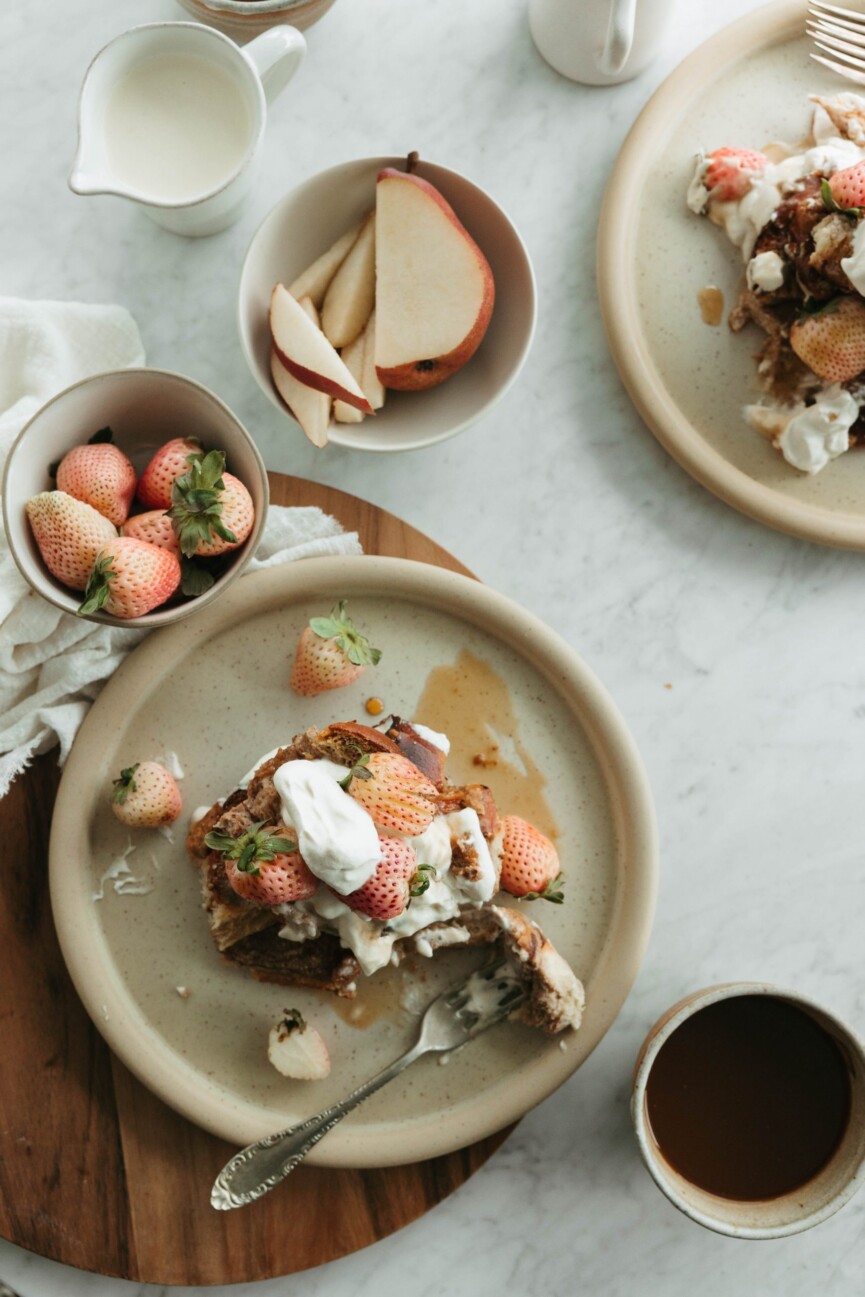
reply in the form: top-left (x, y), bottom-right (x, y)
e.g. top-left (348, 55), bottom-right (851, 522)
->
top-left (698, 285), bottom-right (724, 327)
top-left (412, 648), bottom-right (559, 841)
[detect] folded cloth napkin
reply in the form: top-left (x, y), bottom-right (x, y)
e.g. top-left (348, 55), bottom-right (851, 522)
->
top-left (0, 297), bottom-right (362, 799)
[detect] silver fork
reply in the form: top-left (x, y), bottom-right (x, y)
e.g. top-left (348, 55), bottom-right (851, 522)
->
top-left (211, 956), bottom-right (525, 1210)
top-left (808, 1), bottom-right (865, 83)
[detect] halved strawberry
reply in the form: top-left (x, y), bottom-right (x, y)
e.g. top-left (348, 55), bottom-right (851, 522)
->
top-left (290, 600), bottom-right (381, 696)
top-left (205, 821), bottom-right (316, 906)
top-left (343, 751), bottom-right (437, 835)
top-left (344, 836), bottom-right (435, 921)
top-left (268, 1008), bottom-right (330, 1080)
top-left (499, 815), bottom-right (563, 902)
top-left (705, 147), bottom-right (769, 202)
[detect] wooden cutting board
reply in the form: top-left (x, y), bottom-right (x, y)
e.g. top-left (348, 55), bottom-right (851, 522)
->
top-left (0, 473), bottom-right (513, 1286)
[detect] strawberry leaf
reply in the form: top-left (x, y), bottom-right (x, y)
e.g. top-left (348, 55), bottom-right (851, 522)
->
top-left (339, 749), bottom-right (373, 790)
top-left (112, 763), bottom-right (140, 805)
top-left (168, 450), bottom-right (238, 557)
top-left (308, 600), bottom-right (382, 667)
top-left (88, 426), bottom-right (114, 445)
top-left (279, 1008), bottom-right (305, 1034)
top-left (180, 557), bottom-right (216, 598)
top-left (409, 863), bottom-right (436, 898)
top-left (77, 551), bottom-right (115, 617)
top-left (205, 820), bottom-right (296, 875)
top-left (522, 871), bottom-right (565, 904)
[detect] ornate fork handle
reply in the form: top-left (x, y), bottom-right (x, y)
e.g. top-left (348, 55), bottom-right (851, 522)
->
top-left (211, 1039), bottom-right (427, 1210)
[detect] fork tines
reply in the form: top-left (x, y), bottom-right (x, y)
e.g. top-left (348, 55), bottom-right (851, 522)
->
top-left (809, 2), bottom-right (865, 82)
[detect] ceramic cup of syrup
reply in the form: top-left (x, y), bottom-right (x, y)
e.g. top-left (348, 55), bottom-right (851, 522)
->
top-left (632, 983), bottom-right (865, 1238)
top-left (69, 21), bottom-right (306, 237)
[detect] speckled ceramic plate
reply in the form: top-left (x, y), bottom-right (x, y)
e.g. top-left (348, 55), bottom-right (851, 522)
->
top-left (50, 556), bottom-right (656, 1167)
top-left (598, 0), bottom-right (865, 549)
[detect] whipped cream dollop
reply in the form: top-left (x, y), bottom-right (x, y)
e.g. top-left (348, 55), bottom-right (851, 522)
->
top-left (841, 220), bottom-right (865, 296)
top-left (746, 385), bottom-right (858, 473)
top-left (273, 758), bottom-right (381, 895)
top-left (746, 249), bottom-right (785, 292)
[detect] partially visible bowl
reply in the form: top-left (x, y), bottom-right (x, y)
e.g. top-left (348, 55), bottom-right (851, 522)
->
top-left (2, 368), bottom-right (269, 628)
top-left (174, 0), bottom-right (337, 42)
top-left (239, 155), bottom-right (537, 453)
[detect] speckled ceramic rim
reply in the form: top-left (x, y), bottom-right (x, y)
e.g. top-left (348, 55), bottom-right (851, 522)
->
top-left (631, 982), bottom-right (865, 1238)
top-left (238, 156), bottom-right (537, 453)
top-left (1, 367), bottom-right (269, 629)
top-left (598, 0), bottom-right (865, 551)
top-left (51, 555), bottom-right (658, 1167)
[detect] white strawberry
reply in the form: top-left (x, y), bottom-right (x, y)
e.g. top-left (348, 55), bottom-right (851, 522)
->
top-left (111, 761), bottom-right (183, 829)
top-left (25, 490), bottom-right (116, 591)
top-left (268, 1008), bottom-right (331, 1080)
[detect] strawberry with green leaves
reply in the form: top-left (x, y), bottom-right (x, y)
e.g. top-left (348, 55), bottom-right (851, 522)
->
top-left (205, 821), bottom-right (317, 906)
top-left (290, 600), bottom-right (382, 696)
top-left (25, 490), bottom-right (117, 591)
top-left (499, 815), bottom-right (564, 902)
top-left (344, 836), bottom-right (435, 921)
top-left (112, 760), bottom-right (182, 829)
top-left (78, 536), bottom-right (181, 618)
top-left (137, 437), bottom-right (203, 510)
top-left (824, 161), bottom-right (865, 215)
top-left (55, 429), bottom-right (136, 527)
top-left (168, 449), bottom-right (254, 558)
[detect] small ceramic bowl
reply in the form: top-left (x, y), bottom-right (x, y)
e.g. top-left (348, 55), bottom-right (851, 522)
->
top-left (2, 368), bottom-right (269, 629)
top-left (174, 0), bottom-right (337, 42)
top-left (632, 983), bottom-right (865, 1239)
top-left (238, 155), bottom-right (537, 453)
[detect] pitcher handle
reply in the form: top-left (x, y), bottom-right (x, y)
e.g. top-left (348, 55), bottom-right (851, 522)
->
top-left (596, 0), bottom-right (637, 76)
top-left (244, 24), bottom-right (306, 105)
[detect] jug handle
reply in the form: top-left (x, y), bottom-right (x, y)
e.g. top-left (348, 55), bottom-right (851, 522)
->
top-left (597, 0), bottom-right (637, 76)
top-left (245, 25), bottom-right (307, 105)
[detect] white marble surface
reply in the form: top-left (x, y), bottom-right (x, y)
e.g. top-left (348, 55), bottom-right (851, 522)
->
top-left (3, 0), bottom-right (865, 1292)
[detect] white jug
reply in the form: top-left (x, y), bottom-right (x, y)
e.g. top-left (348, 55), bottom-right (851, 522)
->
top-left (69, 21), bottom-right (306, 237)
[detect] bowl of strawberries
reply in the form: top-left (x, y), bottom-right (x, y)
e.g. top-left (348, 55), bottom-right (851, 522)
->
top-left (2, 367), bottom-right (269, 627)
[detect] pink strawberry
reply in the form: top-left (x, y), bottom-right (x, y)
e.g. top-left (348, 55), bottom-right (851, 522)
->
top-left (268, 1009), bottom-right (330, 1080)
top-left (56, 436), bottom-right (136, 526)
top-left (122, 509), bottom-right (181, 554)
top-left (137, 437), bottom-right (202, 509)
top-left (827, 160), bottom-right (865, 211)
top-left (78, 537), bottom-right (181, 619)
top-left (705, 147), bottom-right (769, 202)
top-left (112, 760), bottom-right (182, 829)
top-left (344, 836), bottom-right (434, 921)
top-left (167, 450), bottom-right (254, 557)
top-left (343, 751), bottom-right (437, 835)
top-left (25, 490), bottom-right (117, 591)
top-left (204, 821), bottom-right (317, 906)
top-left (499, 815), bottom-right (564, 902)
top-left (790, 296), bottom-right (865, 382)
top-left (290, 600), bottom-right (381, 696)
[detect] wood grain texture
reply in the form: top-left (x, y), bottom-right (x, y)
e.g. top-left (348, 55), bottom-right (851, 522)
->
top-left (0, 475), bottom-right (510, 1285)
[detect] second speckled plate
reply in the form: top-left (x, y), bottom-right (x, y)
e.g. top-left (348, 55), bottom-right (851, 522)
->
top-left (598, 0), bottom-right (865, 549)
top-left (50, 556), bottom-right (656, 1167)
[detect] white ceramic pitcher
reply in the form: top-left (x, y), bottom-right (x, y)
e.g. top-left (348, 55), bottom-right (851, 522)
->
top-left (529, 0), bottom-right (675, 85)
top-left (69, 22), bottom-right (306, 237)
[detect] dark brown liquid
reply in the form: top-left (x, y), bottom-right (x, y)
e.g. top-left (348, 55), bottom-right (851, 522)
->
top-left (646, 996), bottom-right (851, 1201)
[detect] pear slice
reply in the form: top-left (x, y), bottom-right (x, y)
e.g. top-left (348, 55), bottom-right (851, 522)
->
top-left (269, 283), bottom-right (372, 413)
top-left (288, 217), bottom-right (367, 308)
top-left (270, 296), bottom-right (332, 447)
top-left (334, 312), bottom-right (385, 423)
top-left (321, 213), bottom-right (376, 350)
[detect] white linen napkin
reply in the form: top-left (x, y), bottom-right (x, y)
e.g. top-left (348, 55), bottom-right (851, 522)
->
top-left (0, 297), bottom-right (362, 798)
